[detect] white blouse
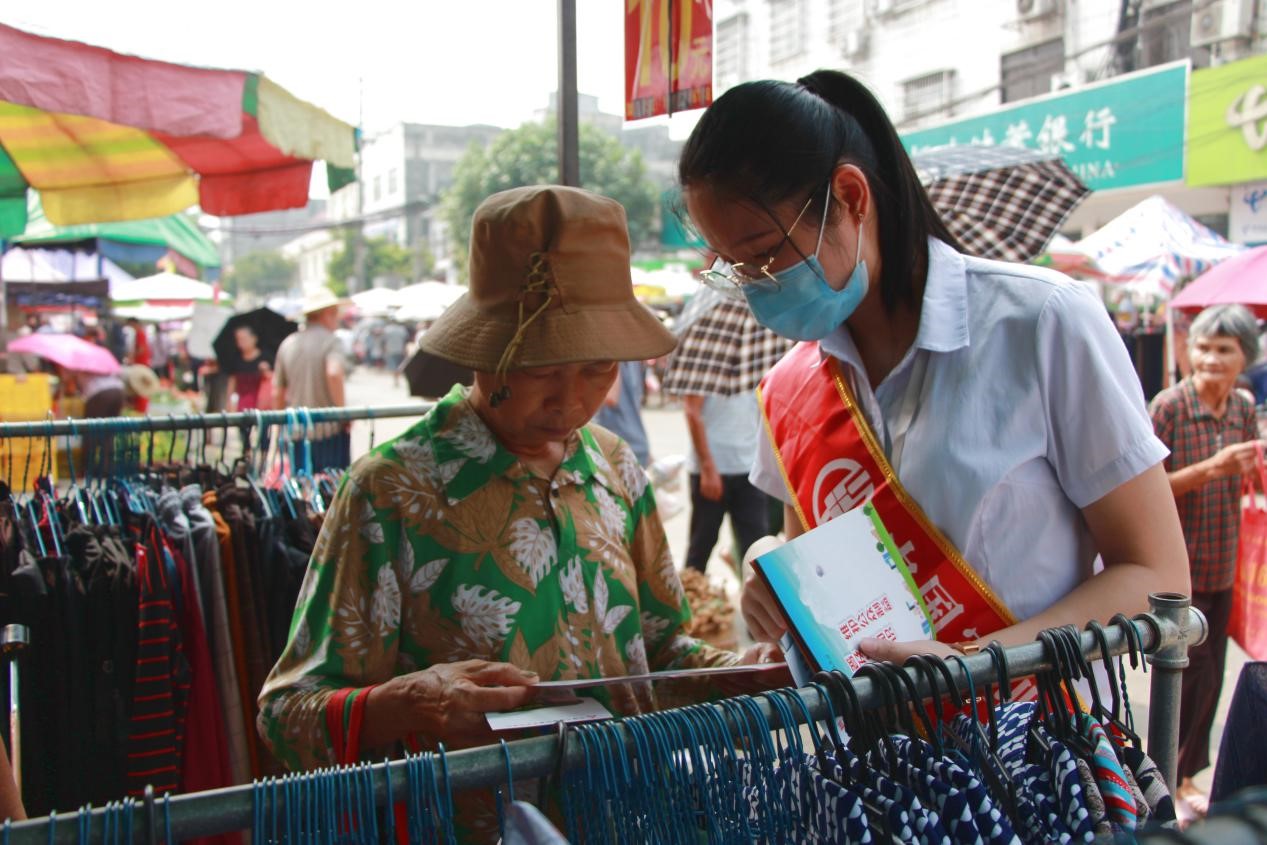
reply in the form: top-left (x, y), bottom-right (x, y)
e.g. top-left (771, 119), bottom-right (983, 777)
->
top-left (751, 238), bottom-right (1169, 622)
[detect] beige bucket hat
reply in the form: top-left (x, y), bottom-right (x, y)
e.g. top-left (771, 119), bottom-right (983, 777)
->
top-left (421, 185), bottom-right (677, 374)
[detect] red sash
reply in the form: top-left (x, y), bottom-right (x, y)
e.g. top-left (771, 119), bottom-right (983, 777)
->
top-left (758, 342), bottom-right (1017, 645)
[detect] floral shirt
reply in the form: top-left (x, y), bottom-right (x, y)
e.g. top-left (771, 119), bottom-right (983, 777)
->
top-left (257, 386), bottom-right (737, 771)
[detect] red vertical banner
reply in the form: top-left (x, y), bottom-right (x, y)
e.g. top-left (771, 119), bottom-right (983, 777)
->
top-left (626, 0), bottom-right (713, 121)
top-left (670, 0), bottom-right (713, 114)
top-left (626, 0), bottom-right (670, 120)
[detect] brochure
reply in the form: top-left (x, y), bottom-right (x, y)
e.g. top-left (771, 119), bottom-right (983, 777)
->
top-left (751, 502), bottom-right (933, 685)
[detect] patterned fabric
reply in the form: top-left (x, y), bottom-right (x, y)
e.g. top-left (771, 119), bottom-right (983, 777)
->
top-left (914, 146), bottom-right (1090, 264)
top-left (258, 385), bottom-right (736, 772)
top-left (741, 751), bottom-right (872, 844)
top-left (1077, 715), bottom-right (1137, 831)
top-left (892, 736), bottom-right (985, 845)
top-left (661, 292), bottom-right (794, 397)
top-left (1046, 733), bottom-right (1095, 841)
top-left (1150, 376), bottom-right (1257, 591)
top-left (976, 702), bottom-right (1093, 844)
top-left (1121, 746), bottom-right (1176, 823)
top-left (1074, 757), bottom-right (1112, 839)
top-left (920, 745), bottom-right (1018, 845)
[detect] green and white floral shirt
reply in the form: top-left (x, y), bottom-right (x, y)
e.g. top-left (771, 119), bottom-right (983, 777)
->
top-left (257, 386), bottom-right (737, 771)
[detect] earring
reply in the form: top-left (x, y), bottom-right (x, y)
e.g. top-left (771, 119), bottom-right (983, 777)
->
top-left (489, 385), bottom-right (512, 407)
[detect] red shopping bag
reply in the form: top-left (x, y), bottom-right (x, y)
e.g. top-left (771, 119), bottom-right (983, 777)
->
top-left (1231, 443), bottom-right (1267, 660)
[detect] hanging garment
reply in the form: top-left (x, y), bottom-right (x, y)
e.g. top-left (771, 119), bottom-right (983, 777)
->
top-left (1121, 746), bottom-right (1176, 823)
top-left (179, 485), bottom-right (251, 787)
top-left (124, 521), bottom-right (191, 799)
top-left (67, 524), bottom-right (138, 807)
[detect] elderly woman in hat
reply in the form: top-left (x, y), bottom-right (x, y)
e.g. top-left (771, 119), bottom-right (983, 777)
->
top-left (258, 187), bottom-right (776, 829)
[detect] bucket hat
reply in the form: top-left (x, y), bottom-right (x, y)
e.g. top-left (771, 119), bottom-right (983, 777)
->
top-left (122, 364), bottom-right (159, 398)
top-left (421, 185), bottom-right (676, 373)
top-left (301, 287), bottom-right (344, 316)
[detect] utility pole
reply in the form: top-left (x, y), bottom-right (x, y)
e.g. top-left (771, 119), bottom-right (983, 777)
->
top-left (558, 0), bottom-right (580, 187)
top-left (352, 76), bottom-right (368, 294)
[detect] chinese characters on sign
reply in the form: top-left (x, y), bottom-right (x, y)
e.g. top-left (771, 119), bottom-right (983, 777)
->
top-left (625, 0), bottom-right (713, 121)
top-left (904, 63), bottom-right (1186, 191)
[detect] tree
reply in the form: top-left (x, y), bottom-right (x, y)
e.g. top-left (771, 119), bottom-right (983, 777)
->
top-left (442, 121), bottom-right (658, 277)
top-left (224, 251), bottom-right (297, 297)
top-left (327, 231), bottom-right (414, 290)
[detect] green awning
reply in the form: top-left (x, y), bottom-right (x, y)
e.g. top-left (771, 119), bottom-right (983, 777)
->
top-left (12, 194), bottom-right (220, 270)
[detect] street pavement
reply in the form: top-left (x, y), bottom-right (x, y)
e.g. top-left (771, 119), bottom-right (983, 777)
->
top-left (345, 364), bottom-right (1245, 795)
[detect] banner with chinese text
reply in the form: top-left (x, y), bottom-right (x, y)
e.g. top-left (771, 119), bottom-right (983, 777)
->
top-left (1189, 54), bottom-right (1267, 188)
top-left (903, 62), bottom-right (1187, 191)
top-left (625, 0), bottom-right (713, 121)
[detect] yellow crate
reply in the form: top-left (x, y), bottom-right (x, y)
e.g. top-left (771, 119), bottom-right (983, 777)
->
top-left (0, 373), bottom-right (53, 422)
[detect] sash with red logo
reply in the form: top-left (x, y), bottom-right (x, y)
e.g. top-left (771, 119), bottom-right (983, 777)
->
top-left (757, 341), bottom-right (1018, 647)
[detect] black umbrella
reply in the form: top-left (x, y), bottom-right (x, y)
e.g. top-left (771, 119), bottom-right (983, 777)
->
top-left (403, 347), bottom-right (473, 399)
top-left (213, 307), bottom-right (298, 373)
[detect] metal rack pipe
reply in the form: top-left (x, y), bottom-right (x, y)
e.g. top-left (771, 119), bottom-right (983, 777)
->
top-left (3, 603), bottom-right (1200, 844)
top-left (0, 404), bottom-right (433, 440)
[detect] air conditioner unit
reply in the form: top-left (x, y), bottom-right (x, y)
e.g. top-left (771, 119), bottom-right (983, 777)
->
top-left (1016, 0), bottom-right (1058, 21)
top-left (1190, 0), bottom-right (1255, 48)
top-left (842, 28), bottom-right (870, 58)
top-left (869, 0), bottom-right (896, 17)
top-left (1050, 70), bottom-right (1083, 92)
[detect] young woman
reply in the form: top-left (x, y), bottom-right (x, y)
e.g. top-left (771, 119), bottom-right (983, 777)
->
top-left (678, 70), bottom-right (1189, 662)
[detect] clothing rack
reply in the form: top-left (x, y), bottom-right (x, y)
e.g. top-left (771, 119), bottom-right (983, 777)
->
top-left (3, 593), bottom-right (1206, 845)
top-left (0, 404), bottom-right (434, 439)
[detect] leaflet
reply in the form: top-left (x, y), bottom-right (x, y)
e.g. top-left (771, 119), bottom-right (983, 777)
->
top-left (751, 502), bottom-right (933, 685)
top-left (531, 662), bottom-right (787, 690)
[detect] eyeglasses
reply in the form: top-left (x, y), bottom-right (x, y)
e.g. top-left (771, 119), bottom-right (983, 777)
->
top-left (699, 193), bottom-right (816, 299)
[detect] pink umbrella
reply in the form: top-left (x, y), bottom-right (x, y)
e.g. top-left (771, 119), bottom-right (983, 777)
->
top-left (7, 333), bottom-right (121, 374)
top-left (1170, 245), bottom-right (1267, 318)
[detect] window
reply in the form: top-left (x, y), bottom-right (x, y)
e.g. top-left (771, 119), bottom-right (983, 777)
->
top-left (1138, 0), bottom-right (1192, 69)
top-left (373, 176), bottom-right (382, 202)
top-left (387, 168), bottom-right (398, 196)
top-left (902, 70), bottom-right (955, 124)
top-left (715, 14), bottom-right (750, 93)
top-left (768, 0), bottom-right (806, 64)
top-left (1000, 39), bottom-right (1066, 104)
top-left (829, 0), bottom-right (865, 48)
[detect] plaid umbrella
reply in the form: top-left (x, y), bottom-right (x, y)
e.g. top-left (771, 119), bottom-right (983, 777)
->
top-left (662, 286), bottom-right (794, 397)
top-left (913, 144), bottom-right (1091, 264)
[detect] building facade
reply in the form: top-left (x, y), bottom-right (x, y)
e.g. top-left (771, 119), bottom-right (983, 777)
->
top-left (711, 0), bottom-right (1267, 237)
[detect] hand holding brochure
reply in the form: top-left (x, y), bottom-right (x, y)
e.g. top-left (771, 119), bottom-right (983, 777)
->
top-left (751, 502), bottom-right (932, 685)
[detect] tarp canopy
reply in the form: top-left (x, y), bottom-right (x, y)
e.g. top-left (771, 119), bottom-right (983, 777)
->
top-left (0, 23), bottom-right (357, 236)
top-left (12, 194), bottom-right (220, 272)
top-left (1073, 196), bottom-right (1244, 297)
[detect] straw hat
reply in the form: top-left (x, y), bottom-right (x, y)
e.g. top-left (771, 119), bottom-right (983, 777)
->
top-left (301, 287), bottom-right (344, 316)
top-left (122, 364), bottom-right (160, 398)
top-left (421, 186), bottom-right (676, 373)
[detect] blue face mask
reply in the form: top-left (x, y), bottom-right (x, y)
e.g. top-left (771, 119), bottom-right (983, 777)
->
top-left (742, 190), bottom-right (869, 342)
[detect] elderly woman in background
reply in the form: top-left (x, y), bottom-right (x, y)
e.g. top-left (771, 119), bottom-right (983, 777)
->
top-left (258, 186), bottom-right (779, 842)
top-left (1149, 303), bottom-right (1262, 821)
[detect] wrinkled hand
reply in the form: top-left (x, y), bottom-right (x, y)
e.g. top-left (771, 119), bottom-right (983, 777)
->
top-left (858, 637), bottom-right (957, 664)
top-left (1212, 441), bottom-right (1260, 478)
top-left (738, 641), bottom-right (784, 664)
top-left (379, 659), bottom-right (537, 749)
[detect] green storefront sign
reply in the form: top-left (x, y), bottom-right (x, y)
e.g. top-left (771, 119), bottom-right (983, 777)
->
top-left (1188, 54), bottom-right (1267, 187)
top-left (903, 62), bottom-right (1188, 191)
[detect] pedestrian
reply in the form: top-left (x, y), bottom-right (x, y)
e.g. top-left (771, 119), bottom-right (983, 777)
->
top-left (226, 325), bottom-right (271, 412)
top-left (123, 317), bottom-right (152, 413)
top-left (678, 70), bottom-right (1189, 666)
top-left (592, 359), bottom-right (651, 466)
top-left (272, 288), bottom-right (349, 469)
top-left (258, 186), bottom-right (782, 843)
top-left (682, 391), bottom-right (769, 575)
top-left (1149, 303), bottom-right (1262, 821)
top-left (381, 320), bottom-right (409, 386)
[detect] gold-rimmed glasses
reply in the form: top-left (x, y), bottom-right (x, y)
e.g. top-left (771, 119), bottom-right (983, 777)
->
top-left (698, 193), bottom-right (817, 299)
